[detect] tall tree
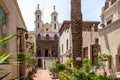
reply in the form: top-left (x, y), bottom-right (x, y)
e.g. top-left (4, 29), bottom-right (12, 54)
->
top-left (71, 0), bottom-right (83, 68)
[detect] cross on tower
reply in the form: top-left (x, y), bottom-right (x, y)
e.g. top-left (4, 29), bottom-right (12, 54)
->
top-left (37, 4), bottom-right (39, 9)
top-left (53, 5), bottom-right (55, 10)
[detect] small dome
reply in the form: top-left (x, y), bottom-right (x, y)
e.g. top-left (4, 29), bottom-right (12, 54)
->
top-left (51, 11), bottom-right (58, 15)
top-left (35, 9), bottom-right (42, 15)
top-left (35, 4), bottom-right (42, 14)
top-left (51, 5), bottom-right (58, 15)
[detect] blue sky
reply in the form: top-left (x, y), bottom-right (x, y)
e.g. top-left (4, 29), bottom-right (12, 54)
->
top-left (17, 0), bottom-right (105, 31)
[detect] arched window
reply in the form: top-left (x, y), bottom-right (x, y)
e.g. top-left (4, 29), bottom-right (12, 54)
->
top-left (0, 7), bottom-right (7, 50)
top-left (38, 23), bottom-right (39, 28)
top-left (37, 34), bottom-right (40, 36)
top-left (54, 34), bottom-right (57, 40)
top-left (46, 34), bottom-right (49, 40)
top-left (54, 24), bottom-right (56, 29)
top-left (54, 16), bottom-right (56, 21)
top-left (37, 34), bottom-right (41, 40)
top-left (66, 39), bottom-right (68, 50)
top-left (38, 15), bottom-right (39, 20)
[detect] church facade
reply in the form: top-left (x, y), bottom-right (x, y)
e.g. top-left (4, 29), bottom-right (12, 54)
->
top-left (35, 5), bottom-right (61, 68)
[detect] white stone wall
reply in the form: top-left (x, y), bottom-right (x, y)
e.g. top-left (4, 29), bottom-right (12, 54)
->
top-left (99, 19), bottom-right (120, 76)
top-left (99, 0), bottom-right (120, 76)
top-left (36, 22), bottom-right (61, 37)
top-left (59, 27), bottom-right (72, 55)
top-left (59, 26), bottom-right (72, 63)
top-left (83, 31), bottom-right (99, 47)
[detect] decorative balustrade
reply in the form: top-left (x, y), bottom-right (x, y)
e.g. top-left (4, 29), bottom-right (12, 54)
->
top-left (36, 37), bottom-right (58, 41)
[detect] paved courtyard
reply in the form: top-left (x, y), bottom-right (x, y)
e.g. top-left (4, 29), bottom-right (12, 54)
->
top-left (33, 69), bottom-right (52, 80)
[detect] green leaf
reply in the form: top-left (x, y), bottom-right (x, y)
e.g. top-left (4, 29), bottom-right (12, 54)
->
top-left (0, 53), bottom-right (10, 63)
top-left (0, 33), bottom-right (18, 46)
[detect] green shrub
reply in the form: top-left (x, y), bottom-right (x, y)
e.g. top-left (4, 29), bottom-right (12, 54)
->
top-left (58, 71), bottom-right (76, 80)
top-left (48, 67), bottom-right (52, 72)
top-left (57, 58), bottom-right (114, 80)
top-left (98, 75), bottom-right (113, 80)
top-left (64, 58), bottom-right (73, 69)
top-left (56, 63), bottom-right (66, 70)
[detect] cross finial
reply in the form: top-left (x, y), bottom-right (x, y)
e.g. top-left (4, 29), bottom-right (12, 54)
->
top-left (37, 4), bottom-right (39, 9)
top-left (53, 5), bottom-right (55, 10)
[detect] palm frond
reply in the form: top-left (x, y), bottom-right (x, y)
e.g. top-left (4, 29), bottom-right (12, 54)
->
top-left (0, 33), bottom-right (18, 46)
top-left (0, 53), bottom-right (10, 63)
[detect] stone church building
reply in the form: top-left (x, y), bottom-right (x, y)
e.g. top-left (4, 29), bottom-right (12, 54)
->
top-left (35, 5), bottom-right (61, 68)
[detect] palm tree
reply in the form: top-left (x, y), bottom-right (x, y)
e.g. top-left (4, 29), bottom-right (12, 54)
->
top-left (71, 0), bottom-right (83, 68)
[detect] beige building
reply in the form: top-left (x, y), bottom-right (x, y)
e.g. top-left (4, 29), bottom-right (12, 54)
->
top-left (59, 20), bottom-right (100, 64)
top-left (35, 5), bottom-right (61, 69)
top-left (99, 0), bottom-right (120, 78)
top-left (25, 31), bottom-right (36, 78)
top-left (59, 21), bottom-right (72, 63)
top-left (0, 0), bottom-right (27, 79)
top-left (26, 31), bottom-right (36, 53)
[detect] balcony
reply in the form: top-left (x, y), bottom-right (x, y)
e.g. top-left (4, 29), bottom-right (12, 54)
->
top-left (36, 37), bottom-right (58, 42)
top-left (111, 0), bottom-right (117, 5)
top-left (103, 0), bottom-right (117, 11)
top-left (36, 57), bottom-right (57, 60)
top-left (36, 33), bottom-right (59, 43)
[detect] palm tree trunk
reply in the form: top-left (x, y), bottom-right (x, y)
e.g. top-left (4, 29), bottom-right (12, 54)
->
top-left (71, 0), bottom-right (83, 68)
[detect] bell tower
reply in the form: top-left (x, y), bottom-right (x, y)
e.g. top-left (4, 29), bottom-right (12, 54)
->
top-left (34, 4), bottom-right (43, 33)
top-left (51, 5), bottom-right (60, 32)
top-left (51, 5), bottom-right (58, 22)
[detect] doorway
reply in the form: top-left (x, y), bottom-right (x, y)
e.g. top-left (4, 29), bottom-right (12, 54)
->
top-left (37, 50), bottom-right (41, 57)
top-left (45, 49), bottom-right (49, 57)
top-left (38, 59), bottom-right (42, 67)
